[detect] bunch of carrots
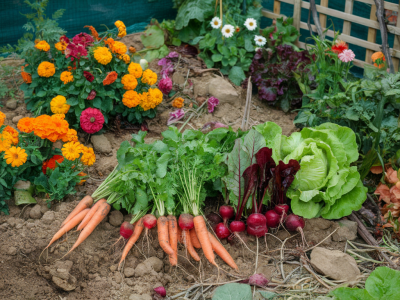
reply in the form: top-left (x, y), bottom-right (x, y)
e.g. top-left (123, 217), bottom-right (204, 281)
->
top-left (43, 194), bottom-right (238, 271)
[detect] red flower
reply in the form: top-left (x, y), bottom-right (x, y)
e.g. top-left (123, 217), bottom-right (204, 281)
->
top-left (72, 32), bottom-right (94, 47)
top-left (331, 40), bottom-right (348, 54)
top-left (84, 71), bottom-right (94, 82)
top-left (80, 107), bottom-right (105, 134)
top-left (60, 35), bottom-right (70, 44)
top-left (42, 155), bottom-right (64, 174)
top-left (65, 43), bottom-right (88, 61)
top-left (87, 90), bottom-right (96, 100)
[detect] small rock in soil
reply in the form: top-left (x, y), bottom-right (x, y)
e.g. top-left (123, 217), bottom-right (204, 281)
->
top-left (172, 72), bottom-right (186, 86)
top-left (193, 77), bottom-right (210, 97)
top-left (208, 77), bottom-right (239, 107)
top-left (6, 99), bottom-right (17, 110)
top-left (8, 246), bottom-right (17, 256)
top-left (91, 134), bottom-right (112, 154)
top-left (53, 140), bottom-right (63, 149)
top-left (52, 274), bottom-right (77, 291)
top-left (40, 204), bottom-right (49, 214)
top-left (332, 220), bottom-right (358, 242)
top-left (134, 263), bottom-right (150, 277)
top-left (143, 257), bottom-right (164, 273)
top-left (124, 267), bottom-right (135, 278)
top-left (109, 210), bottom-right (124, 227)
top-left (29, 204), bottom-right (42, 219)
top-left (304, 218), bottom-right (333, 231)
top-left (129, 294), bottom-right (152, 300)
top-left (310, 247), bottom-right (360, 281)
top-left (12, 115), bottom-right (23, 124)
top-left (41, 211), bottom-right (55, 225)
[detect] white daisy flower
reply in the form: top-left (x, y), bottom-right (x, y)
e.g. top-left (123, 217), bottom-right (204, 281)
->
top-left (244, 18), bottom-right (257, 31)
top-left (210, 17), bottom-right (222, 29)
top-left (221, 24), bottom-right (235, 38)
top-left (254, 35), bottom-right (267, 47)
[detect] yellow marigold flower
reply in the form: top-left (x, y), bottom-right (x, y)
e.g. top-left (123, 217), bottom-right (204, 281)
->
top-left (37, 61), bottom-right (55, 77)
top-left (3, 126), bottom-right (19, 145)
top-left (172, 97), bottom-right (184, 108)
top-left (0, 132), bottom-right (12, 152)
top-left (17, 117), bottom-right (34, 133)
top-left (121, 74), bottom-right (138, 90)
top-left (128, 62), bottom-right (143, 78)
top-left (122, 90), bottom-right (142, 108)
top-left (111, 41), bottom-right (127, 55)
top-left (51, 95), bottom-right (70, 114)
top-left (371, 52), bottom-right (385, 62)
top-left (115, 20), bottom-right (126, 29)
top-left (62, 141), bottom-right (84, 161)
top-left (0, 111), bottom-right (5, 127)
top-left (52, 114), bottom-right (65, 120)
top-left (141, 88), bottom-right (163, 111)
top-left (60, 71), bottom-right (74, 85)
top-left (118, 28), bottom-right (127, 38)
top-left (94, 47), bottom-right (113, 65)
top-left (55, 42), bottom-right (67, 52)
top-left (81, 146), bottom-right (96, 166)
top-left (35, 40), bottom-right (50, 52)
top-left (122, 54), bottom-right (130, 64)
top-left (141, 69), bottom-right (157, 85)
top-left (62, 128), bottom-right (78, 142)
top-left (4, 146), bottom-right (27, 167)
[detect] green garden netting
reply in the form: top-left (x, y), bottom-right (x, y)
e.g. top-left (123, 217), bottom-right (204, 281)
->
top-left (0, 0), bottom-right (177, 47)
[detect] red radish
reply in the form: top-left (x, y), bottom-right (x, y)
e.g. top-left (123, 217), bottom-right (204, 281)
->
top-left (178, 214), bottom-right (194, 230)
top-left (219, 205), bottom-right (234, 225)
top-left (285, 214), bottom-right (307, 247)
top-left (247, 213), bottom-right (268, 237)
top-left (214, 223), bottom-right (230, 239)
top-left (230, 220), bottom-right (246, 233)
top-left (274, 204), bottom-right (289, 217)
top-left (143, 214), bottom-right (157, 229)
top-left (120, 221), bottom-right (134, 239)
top-left (154, 286), bottom-right (166, 297)
top-left (249, 273), bottom-right (269, 287)
top-left (206, 212), bottom-right (222, 231)
top-left (265, 210), bottom-right (280, 228)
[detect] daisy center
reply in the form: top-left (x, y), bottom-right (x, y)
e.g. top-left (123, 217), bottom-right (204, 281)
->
top-left (249, 22), bottom-right (254, 26)
top-left (214, 21), bottom-right (218, 25)
top-left (226, 29), bottom-right (231, 33)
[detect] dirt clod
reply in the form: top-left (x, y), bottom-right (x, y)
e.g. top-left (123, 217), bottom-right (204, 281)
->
top-left (29, 204), bottom-right (42, 219)
top-left (124, 267), bottom-right (135, 278)
top-left (109, 210), bottom-right (124, 227)
top-left (41, 211), bottom-right (55, 225)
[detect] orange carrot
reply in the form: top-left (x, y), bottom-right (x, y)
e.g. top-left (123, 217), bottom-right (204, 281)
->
top-left (65, 202), bottom-right (110, 255)
top-left (194, 215), bottom-right (216, 266)
top-left (157, 216), bottom-right (174, 256)
top-left (190, 229), bottom-right (201, 249)
top-left (208, 232), bottom-right (238, 270)
top-left (167, 215), bottom-right (178, 266)
top-left (184, 230), bottom-right (200, 261)
top-left (61, 195), bottom-right (93, 227)
top-left (76, 198), bottom-right (106, 231)
top-left (119, 218), bottom-right (144, 267)
top-left (45, 208), bottom-right (90, 250)
top-left (178, 226), bottom-right (183, 244)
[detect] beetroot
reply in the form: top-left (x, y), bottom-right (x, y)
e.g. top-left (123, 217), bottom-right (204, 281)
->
top-left (285, 214), bottom-right (307, 247)
top-left (206, 212), bottom-right (222, 231)
top-left (248, 273), bottom-right (269, 287)
top-left (265, 210), bottom-right (280, 228)
top-left (215, 223), bottom-right (230, 239)
top-left (274, 204), bottom-right (289, 216)
top-left (154, 286), bottom-right (166, 297)
top-left (119, 221), bottom-right (134, 239)
top-left (143, 214), bottom-right (157, 229)
top-left (230, 220), bottom-right (246, 233)
top-left (178, 213), bottom-right (194, 230)
top-left (246, 213), bottom-right (268, 237)
top-left (219, 205), bottom-right (234, 224)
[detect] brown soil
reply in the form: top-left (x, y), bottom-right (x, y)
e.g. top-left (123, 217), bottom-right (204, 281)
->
top-left (0, 34), bottom-right (347, 299)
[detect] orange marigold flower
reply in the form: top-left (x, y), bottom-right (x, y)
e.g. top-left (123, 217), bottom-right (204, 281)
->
top-left (61, 128), bottom-right (78, 142)
top-left (141, 69), bottom-right (157, 85)
top-left (104, 38), bottom-right (115, 48)
top-left (121, 74), bottom-right (138, 90)
top-left (3, 126), bottom-right (19, 145)
top-left (84, 25), bottom-right (101, 41)
top-left (372, 52), bottom-right (386, 69)
top-left (0, 132), bottom-right (12, 152)
top-left (4, 146), bottom-right (27, 167)
top-left (0, 111), bottom-right (5, 127)
top-left (81, 146), bottom-right (96, 166)
top-left (121, 54), bottom-right (130, 64)
top-left (17, 117), bottom-right (34, 133)
top-left (118, 28), bottom-right (127, 38)
top-left (129, 47), bottom-right (136, 53)
top-left (115, 20), bottom-right (126, 29)
top-left (55, 41), bottom-right (67, 52)
top-left (60, 71), bottom-right (74, 84)
top-left (77, 172), bottom-right (88, 185)
top-left (128, 62), bottom-right (142, 78)
top-left (103, 71), bottom-right (118, 85)
top-left (111, 41), bottom-right (127, 55)
top-left (37, 61), bottom-right (55, 77)
top-left (35, 40), bottom-right (50, 51)
top-left (122, 90), bottom-right (142, 108)
top-left (172, 97), bottom-right (184, 108)
top-left (21, 65), bottom-right (32, 84)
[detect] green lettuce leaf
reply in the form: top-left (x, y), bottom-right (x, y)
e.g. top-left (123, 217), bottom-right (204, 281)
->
top-left (255, 121), bottom-right (282, 162)
top-left (281, 132), bottom-right (303, 159)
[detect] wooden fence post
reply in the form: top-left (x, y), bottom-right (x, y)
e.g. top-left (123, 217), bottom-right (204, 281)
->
top-left (293, 0), bottom-right (302, 37)
top-left (366, 5), bottom-right (377, 64)
top-left (342, 0), bottom-right (354, 35)
top-left (319, 0), bottom-right (329, 29)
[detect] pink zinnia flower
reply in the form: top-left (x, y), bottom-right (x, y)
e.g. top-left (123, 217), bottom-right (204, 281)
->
top-left (87, 90), bottom-right (96, 100)
top-left (167, 109), bottom-right (185, 125)
top-left (158, 77), bottom-right (173, 94)
top-left (84, 71), bottom-right (94, 82)
top-left (72, 32), bottom-right (94, 47)
top-left (80, 107), bottom-right (104, 134)
top-left (65, 43), bottom-right (88, 61)
top-left (338, 49), bottom-right (355, 63)
top-left (207, 96), bottom-right (219, 113)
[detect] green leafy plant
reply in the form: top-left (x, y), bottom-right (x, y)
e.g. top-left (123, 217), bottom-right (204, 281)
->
top-left (261, 17), bottom-right (300, 50)
top-left (330, 267), bottom-right (400, 299)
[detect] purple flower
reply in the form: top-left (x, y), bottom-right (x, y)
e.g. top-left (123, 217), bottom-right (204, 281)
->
top-left (158, 77), bottom-right (173, 94)
top-left (167, 109), bottom-right (185, 125)
top-left (207, 96), bottom-right (219, 113)
top-left (167, 51), bottom-right (179, 58)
